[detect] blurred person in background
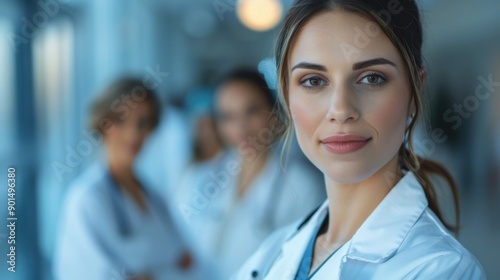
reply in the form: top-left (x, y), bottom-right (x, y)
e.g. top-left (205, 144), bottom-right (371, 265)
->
top-left (175, 68), bottom-right (326, 279)
top-left (172, 90), bottom-right (225, 278)
top-left (193, 115), bottom-right (224, 161)
top-left (187, 88), bottom-right (225, 163)
top-left (174, 88), bottom-right (226, 207)
top-left (175, 111), bottom-right (225, 211)
top-left (53, 78), bottom-right (199, 280)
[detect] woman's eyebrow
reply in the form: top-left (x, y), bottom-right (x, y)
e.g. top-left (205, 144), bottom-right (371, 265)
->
top-left (352, 58), bottom-right (396, 70)
top-left (291, 62), bottom-right (327, 72)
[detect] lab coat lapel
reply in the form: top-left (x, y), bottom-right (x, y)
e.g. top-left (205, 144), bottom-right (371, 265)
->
top-left (337, 171), bottom-right (428, 278)
top-left (345, 171), bottom-right (427, 263)
top-left (265, 201), bottom-right (329, 279)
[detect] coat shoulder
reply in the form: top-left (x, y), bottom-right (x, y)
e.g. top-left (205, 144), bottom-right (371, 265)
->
top-left (388, 209), bottom-right (486, 279)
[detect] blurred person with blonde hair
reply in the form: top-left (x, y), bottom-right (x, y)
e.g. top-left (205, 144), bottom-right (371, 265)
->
top-left (54, 78), bottom-right (201, 280)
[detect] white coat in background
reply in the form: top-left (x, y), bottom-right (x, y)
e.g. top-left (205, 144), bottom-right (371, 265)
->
top-left (233, 171), bottom-right (486, 280)
top-left (54, 162), bottom-right (205, 280)
top-left (173, 149), bottom-right (327, 280)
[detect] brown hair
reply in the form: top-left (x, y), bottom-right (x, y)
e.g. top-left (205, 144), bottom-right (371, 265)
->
top-left (215, 68), bottom-right (276, 109)
top-left (90, 77), bottom-right (161, 134)
top-left (275, 0), bottom-right (460, 233)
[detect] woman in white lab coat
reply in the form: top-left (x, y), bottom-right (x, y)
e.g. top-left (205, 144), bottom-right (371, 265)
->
top-left (174, 69), bottom-right (326, 279)
top-left (233, 0), bottom-right (486, 279)
top-left (54, 78), bottom-right (198, 280)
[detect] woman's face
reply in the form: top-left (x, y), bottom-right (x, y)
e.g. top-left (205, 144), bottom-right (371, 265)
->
top-left (216, 80), bottom-right (273, 152)
top-left (104, 100), bottom-right (155, 166)
top-left (288, 10), bottom-right (413, 183)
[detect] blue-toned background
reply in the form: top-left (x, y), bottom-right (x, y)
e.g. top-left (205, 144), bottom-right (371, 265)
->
top-left (0, 0), bottom-right (499, 279)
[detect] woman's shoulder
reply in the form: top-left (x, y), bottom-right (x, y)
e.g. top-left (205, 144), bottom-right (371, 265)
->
top-left (63, 163), bottom-right (113, 214)
top-left (389, 208), bottom-right (486, 279)
top-left (339, 207), bottom-right (486, 279)
top-left (406, 207), bottom-right (474, 253)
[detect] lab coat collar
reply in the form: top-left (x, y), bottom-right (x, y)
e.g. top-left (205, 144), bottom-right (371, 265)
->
top-left (276, 171), bottom-right (428, 279)
top-left (346, 171), bottom-right (428, 263)
top-left (279, 201), bottom-right (330, 278)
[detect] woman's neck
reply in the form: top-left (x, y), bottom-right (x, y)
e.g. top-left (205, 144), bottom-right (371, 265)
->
top-left (323, 156), bottom-right (402, 245)
top-left (107, 157), bottom-right (147, 211)
top-left (108, 158), bottom-right (135, 184)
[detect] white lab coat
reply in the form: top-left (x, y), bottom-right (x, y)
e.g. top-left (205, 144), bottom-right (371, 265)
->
top-left (233, 171), bottom-right (486, 280)
top-left (173, 149), bottom-right (326, 279)
top-left (53, 162), bottom-right (204, 280)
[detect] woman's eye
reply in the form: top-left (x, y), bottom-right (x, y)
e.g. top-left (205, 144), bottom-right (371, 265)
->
top-left (359, 73), bottom-right (386, 85)
top-left (300, 77), bottom-right (327, 88)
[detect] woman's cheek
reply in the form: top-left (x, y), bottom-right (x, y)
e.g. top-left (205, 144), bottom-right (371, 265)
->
top-left (369, 94), bottom-right (408, 151)
top-left (290, 95), bottom-right (318, 153)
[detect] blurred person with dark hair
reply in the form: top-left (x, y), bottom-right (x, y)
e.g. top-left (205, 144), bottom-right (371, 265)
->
top-left (174, 68), bottom-right (326, 279)
top-left (53, 78), bottom-right (198, 280)
top-left (174, 88), bottom-right (226, 202)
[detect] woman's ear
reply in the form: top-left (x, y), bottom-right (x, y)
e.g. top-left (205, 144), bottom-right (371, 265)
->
top-left (419, 68), bottom-right (426, 84)
top-left (409, 68), bottom-right (426, 118)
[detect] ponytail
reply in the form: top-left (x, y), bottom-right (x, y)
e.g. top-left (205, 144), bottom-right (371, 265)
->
top-left (399, 146), bottom-right (460, 235)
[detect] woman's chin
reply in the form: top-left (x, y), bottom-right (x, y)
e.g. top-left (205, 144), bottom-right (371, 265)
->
top-left (322, 166), bottom-right (375, 185)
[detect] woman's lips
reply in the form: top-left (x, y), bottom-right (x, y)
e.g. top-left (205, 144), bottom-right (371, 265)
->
top-left (320, 134), bottom-right (372, 154)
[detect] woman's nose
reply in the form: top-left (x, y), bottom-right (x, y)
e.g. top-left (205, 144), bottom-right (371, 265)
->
top-left (325, 85), bottom-right (360, 124)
